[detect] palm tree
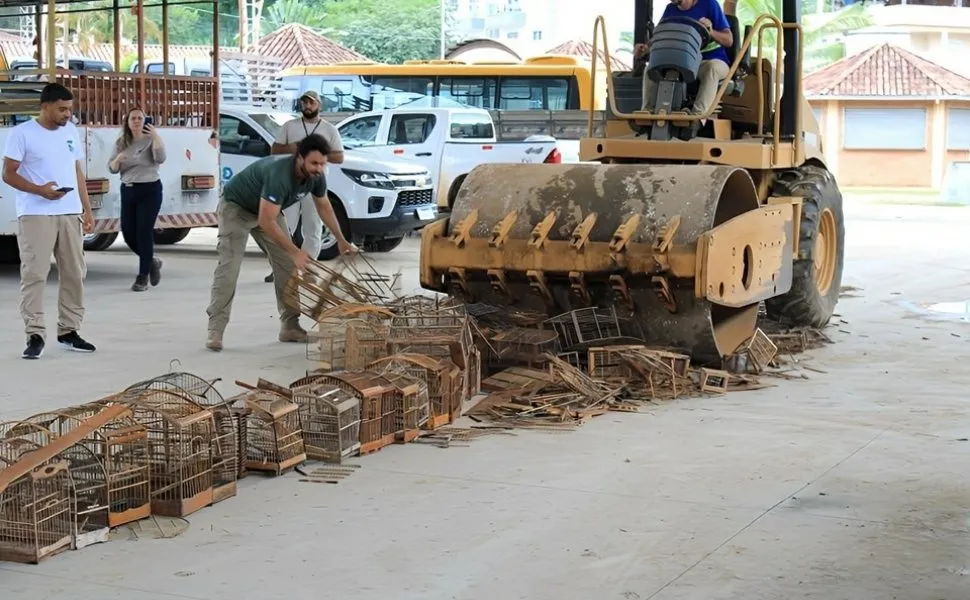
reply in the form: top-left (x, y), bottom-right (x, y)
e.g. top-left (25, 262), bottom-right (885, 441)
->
top-left (260, 0), bottom-right (329, 35)
top-left (736, 0), bottom-right (872, 71)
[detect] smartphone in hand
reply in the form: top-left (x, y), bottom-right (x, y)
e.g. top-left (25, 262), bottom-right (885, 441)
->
top-left (143, 116), bottom-right (154, 134)
top-left (56, 187), bottom-right (74, 193)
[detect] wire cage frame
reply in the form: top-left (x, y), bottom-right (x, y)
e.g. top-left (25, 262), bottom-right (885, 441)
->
top-left (242, 391), bottom-right (307, 475)
top-left (384, 293), bottom-right (463, 316)
top-left (377, 369), bottom-right (430, 443)
top-left (283, 257), bottom-right (400, 320)
top-left (123, 373), bottom-right (238, 504)
top-left (0, 438), bottom-right (73, 564)
top-left (484, 327), bottom-right (560, 369)
top-left (6, 405), bottom-right (152, 528)
top-left (307, 304), bottom-right (395, 370)
top-left (289, 382), bottom-right (361, 463)
top-left (544, 306), bottom-right (646, 351)
top-left (308, 372), bottom-right (396, 455)
top-left (99, 390), bottom-right (217, 518)
top-left (368, 354), bottom-right (461, 431)
top-left (387, 311), bottom-right (475, 394)
top-left (345, 319), bottom-right (391, 371)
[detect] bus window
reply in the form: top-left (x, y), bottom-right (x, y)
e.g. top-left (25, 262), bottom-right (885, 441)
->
top-left (438, 77), bottom-right (497, 109)
top-left (498, 77), bottom-right (570, 110)
top-left (370, 77), bottom-right (433, 110)
top-left (321, 78), bottom-right (355, 111)
top-left (449, 111), bottom-right (494, 140)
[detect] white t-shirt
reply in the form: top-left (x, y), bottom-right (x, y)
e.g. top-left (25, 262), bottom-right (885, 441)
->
top-left (3, 118), bottom-right (84, 217)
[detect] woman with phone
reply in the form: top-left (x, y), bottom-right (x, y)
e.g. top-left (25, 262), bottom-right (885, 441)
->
top-left (107, 107), bottom-right (167, 291)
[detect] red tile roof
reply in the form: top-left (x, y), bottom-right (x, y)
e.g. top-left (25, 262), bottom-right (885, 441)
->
top-left (545, 39), bottom-right (630, 71)
top-left (254, 24), bottom-right (369, 69)
top-left (804, 43), bottom-right (970, 98)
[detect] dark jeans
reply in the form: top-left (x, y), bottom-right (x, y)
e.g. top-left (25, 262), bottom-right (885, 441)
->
top-left (120, 180), bottom-right (163, 276)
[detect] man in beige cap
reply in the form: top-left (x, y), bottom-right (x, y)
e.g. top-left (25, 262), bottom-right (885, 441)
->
top-left (265, 89), bottom-right (345, 282)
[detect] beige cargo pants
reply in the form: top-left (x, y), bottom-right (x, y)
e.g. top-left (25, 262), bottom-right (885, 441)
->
top-left (206, 198), bottom-right (301, 334)
top-left (641, 59), bottom-right (730, 116)
top-left (17, 214), bottom-right (86, 339)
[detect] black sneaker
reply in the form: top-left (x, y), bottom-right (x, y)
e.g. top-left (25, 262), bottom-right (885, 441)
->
top-left (57, 331), bottom-right (96, 353)
top-left (150, 258), bottom-right (163, 287)
top-left (264, 272), bottom-right (275, 283)
top-left (22, 334), bottom-right (44, 359)
top-left (132, 274), bottom-right (149, 292)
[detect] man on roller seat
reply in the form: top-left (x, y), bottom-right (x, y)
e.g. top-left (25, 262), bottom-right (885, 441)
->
top-left (637, 0), bottom-right (734, 123)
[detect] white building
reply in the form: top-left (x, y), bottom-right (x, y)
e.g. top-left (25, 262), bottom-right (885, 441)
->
top-left (448, 0), bottom-right (656, 59)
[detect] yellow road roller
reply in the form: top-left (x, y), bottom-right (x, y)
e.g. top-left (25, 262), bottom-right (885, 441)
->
top-left (419, 0), bottom-right (844, 365)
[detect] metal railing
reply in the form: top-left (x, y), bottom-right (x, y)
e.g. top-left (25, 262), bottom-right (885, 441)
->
top-left (588, 14), bottom-right (804, 165)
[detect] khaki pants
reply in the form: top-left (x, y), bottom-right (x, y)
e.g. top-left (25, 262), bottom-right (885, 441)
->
top-left (641, 59), bottom-right (731, 117)
top-left (206, 199), bottom-right (300, 334)
top-left (17, 214), bottom-right (86, 339)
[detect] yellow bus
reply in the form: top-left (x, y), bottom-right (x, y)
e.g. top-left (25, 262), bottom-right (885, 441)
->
top-left (278, 56), bottom-right (602, 114)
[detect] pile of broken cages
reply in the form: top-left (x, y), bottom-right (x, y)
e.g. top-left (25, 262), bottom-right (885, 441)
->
top-left (285, 255), bottom-right (834, 432)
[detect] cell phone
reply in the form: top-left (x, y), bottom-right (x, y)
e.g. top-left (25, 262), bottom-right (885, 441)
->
top-left (143, 116), bottom-right (154, 133)
top-left (56, 187), bottom-right (74, 193)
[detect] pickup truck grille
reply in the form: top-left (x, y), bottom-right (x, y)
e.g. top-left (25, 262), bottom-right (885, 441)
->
top-left (397, 189), bottom-right (433, 207)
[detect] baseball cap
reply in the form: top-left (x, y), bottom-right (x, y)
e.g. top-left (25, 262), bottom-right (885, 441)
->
top-left (299, 90), bottom-right (320, 103)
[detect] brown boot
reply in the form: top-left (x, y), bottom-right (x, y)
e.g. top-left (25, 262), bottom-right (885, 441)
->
top-left (279, 325), bottom-right (308, 343)
top-left (206, 330), bottom-right (224, 351)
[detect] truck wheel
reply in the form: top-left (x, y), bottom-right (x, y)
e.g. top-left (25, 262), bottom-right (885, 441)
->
top-left (364, 237), bottom-right (404, 253)
top-left (154, 227), bottom-right (191, 245)
top-left (765, 164), bottom-right (845, 328)
top-left (292, 201), bottom-right (350, 261)
top-left (0, 236), bottom-right (19, 264)
top-left (83, 232), bottom-right (118, 252)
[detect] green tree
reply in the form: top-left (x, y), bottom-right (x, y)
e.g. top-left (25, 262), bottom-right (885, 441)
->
top-left (736, 0), bottom-right (872, 72)
top-left (319, 0), bottom-right (456, 63)
top-left (261, 0), bottom-right (328, 33)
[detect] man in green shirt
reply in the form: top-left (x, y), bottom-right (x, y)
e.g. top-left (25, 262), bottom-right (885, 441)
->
top-left (205, 134), bottom-right (357, 352)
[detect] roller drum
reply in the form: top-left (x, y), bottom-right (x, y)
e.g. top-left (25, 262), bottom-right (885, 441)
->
top-left (444, 163), bottom-right (764, 364)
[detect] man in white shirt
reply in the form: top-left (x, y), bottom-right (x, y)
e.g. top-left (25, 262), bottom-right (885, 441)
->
top-left (264, 89), bottom-right (345, 283)
top-left (2, 82), bottom-right (96, 359)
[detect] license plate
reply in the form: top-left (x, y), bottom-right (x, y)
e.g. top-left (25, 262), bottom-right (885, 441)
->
top-left (89, 195), bottom-right (103, 210)
top-left (416, 207), bottom-right (435, 220)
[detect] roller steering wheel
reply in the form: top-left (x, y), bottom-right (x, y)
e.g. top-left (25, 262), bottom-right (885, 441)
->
top-left (658, 16), bottom-right (713, 48)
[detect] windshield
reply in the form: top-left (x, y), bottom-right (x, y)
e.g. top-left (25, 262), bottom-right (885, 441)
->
top-left (249, 113), bottom-right (294, 140)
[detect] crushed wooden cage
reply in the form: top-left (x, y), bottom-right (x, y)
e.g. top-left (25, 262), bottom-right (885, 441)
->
top-left (385, 293), bottom-right (462, 315)
top-left (124, 373), bottom-right (238, 504)
top-left (242, 391), bottom-right (306, 475)
top-left (368, 354), bottom-right (461, 430)
top-left (290, 382), bottom-right (361, 463)
top-left (8, 405), bottom-right (151, 528)
top-left (545, 306), bottom-right (645, 351)
top-left (309, 372), bottom-right (396, 455)
top-left (387, 309), bottom-right (475, 403)
top-left (482, 327), bottom-right (559, 369)
top-left (284, 256), bottom-right (400, 320)
top-left (0, 438), bottom-right (73, 564)
top-left (101, 390), bottom-right (217, 518)
top-left (308, 304), bottom-right (394, 370)
top-left (377, 370), bottom-right (430, 443)
top-left (588, 346), bottom-right (693, 400)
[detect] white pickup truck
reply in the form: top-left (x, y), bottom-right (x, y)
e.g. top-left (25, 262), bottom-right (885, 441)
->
top-left (219, 105), bottom-right (438, 258)
top-left (330, 106), bottom-right (561, 213)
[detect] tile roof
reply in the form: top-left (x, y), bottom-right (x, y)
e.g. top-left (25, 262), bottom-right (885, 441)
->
top-left (0, 40), bottom-right (221, 65)
top-left (254, 23), bottom-right (369, 69)
top-left (545, 39), bottom-right (630, 71)
top-left (804, 42), bottom-right (970, 98)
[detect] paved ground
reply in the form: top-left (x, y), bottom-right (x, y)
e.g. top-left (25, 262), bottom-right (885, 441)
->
top-left (1, 202), bottom-right (969, 600)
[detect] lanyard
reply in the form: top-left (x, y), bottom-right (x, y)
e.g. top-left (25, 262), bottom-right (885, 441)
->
top-left (302, 118), bottom-right (321, 138)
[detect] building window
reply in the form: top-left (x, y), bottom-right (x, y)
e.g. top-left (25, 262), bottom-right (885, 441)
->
top-left (946, 107), bottom-right (970, 150)
top-left (842, 107), bottom-right (927, 150)
top-left (507, 31), bottom-right (519, 39)
top-left (532, 30), bottom-right (543, 41)
top-left (486, 28), bottom-right (499, 38)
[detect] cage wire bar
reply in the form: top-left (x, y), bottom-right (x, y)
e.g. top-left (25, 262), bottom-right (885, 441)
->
top-left (289, 382), bottom-right (361, 463)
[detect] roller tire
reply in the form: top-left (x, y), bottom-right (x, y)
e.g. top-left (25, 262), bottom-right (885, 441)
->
top-left (765, 164), bottom-right (845, 328)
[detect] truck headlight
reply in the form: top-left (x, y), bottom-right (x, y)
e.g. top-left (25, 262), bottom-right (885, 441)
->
top-left (342, 169), bottom-right (395, 190)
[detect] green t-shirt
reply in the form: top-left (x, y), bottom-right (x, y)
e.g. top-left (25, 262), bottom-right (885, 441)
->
top-left (223, 155), bottom-right (326, 214)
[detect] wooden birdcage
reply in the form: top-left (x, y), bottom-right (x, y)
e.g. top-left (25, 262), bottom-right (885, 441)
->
top-left (484, 327), bottom-right (559, 369)
top-left (8, 405), bottom-right (151, 528)
top-left (242, 391), bottom-right (306, 475)
top-left (284, 257), bottom-right (399, 320)
top-left (103, 390), bottom-right (217, 518)
top-left (0, 439), bottom-right (73, 564)
top-left (289, 382), bottom-right (360, 463)
top-left (345, 319), bottom-right (390, 370)
top-left (387, 309), bottom-right (475, 402)
top-left (308, 304), bottom-right (394, 371)
top-left (124, 373), bottom-right (238, 504)
top-left (309, 372), bottom-right (395, 455)
top-left (212, 405), bottom-right (249, 481)
top-left (368, 354), bottom-right (461, 430)
top-left (378, 370), bottom-right (430, 443)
